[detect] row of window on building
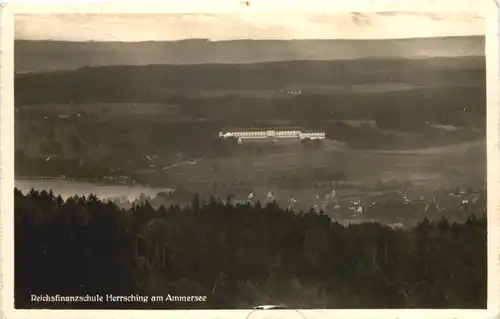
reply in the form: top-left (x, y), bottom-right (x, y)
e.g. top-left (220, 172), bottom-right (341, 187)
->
top-left (231, 131), bottom-right (268, 137)
top-left (219, 130), bottom-right (326, 138)
top-left (276, 130), bottom-right (301, 136)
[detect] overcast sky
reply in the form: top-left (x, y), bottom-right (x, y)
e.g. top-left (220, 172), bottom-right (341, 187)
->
top-left (15, 12), bottom-right (484, 41)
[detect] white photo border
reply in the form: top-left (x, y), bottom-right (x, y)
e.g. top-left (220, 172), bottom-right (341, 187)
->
top-left (1, 1), bottom-right (499, 319)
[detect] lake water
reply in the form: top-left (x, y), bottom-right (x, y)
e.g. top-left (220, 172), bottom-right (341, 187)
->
top-left (15, 178), bottom-right (173, 201)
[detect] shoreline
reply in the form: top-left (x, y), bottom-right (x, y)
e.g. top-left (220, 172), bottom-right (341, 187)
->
top-left (14, 178), bottom-right (175, 201)
top-left (15, 175), bottom-right (143, 188)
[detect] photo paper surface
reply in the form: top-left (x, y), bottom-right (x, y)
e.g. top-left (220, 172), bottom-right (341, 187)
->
top-left (1, 2), bottom-right (499, 319)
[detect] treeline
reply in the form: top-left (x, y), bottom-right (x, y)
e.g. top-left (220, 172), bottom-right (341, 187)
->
top-left (15, 188), bottom-right (486, 309)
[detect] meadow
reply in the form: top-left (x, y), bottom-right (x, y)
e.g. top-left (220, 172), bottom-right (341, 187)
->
top-left (15, 100), bottom-right (485, 195)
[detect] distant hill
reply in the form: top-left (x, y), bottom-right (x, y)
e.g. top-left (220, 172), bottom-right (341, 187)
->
top-left (15, 36), bottom-right (484, 73)
top-left (15, 56), bottom-right (485, 105)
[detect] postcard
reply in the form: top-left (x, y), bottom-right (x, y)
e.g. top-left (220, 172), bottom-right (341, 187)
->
top-left (1, 1), bottom-right (499, 319)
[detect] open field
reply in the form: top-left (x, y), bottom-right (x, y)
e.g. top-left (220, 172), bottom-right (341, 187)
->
top-left (128, 138), bottom-right (486, 226)
top-left (134, 140), bottom-right (485, 193)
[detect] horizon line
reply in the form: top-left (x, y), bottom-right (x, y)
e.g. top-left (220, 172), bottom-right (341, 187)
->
top-left (14, 34), bottom-right (485, 43)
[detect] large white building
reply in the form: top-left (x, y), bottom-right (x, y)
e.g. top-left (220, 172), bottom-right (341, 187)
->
top-left (218, 128), bottom-right (326, 143)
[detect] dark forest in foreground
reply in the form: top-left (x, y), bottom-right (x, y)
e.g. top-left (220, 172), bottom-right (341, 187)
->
top-left (15, 188), bottom-right (486, 309)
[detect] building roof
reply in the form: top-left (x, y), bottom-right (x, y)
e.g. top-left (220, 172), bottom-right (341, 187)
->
top-left (302, 130), bottom-right (325, 133)
top-left (220, 127), bottom-right (304, 132)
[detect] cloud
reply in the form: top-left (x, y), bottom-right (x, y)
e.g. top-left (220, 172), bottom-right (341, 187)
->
top-left (15, 12), bottom-right (484, 41)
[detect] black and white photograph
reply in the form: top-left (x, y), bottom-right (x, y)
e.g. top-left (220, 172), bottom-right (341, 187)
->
top-left (5, 5), bottom-right (495, 315)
